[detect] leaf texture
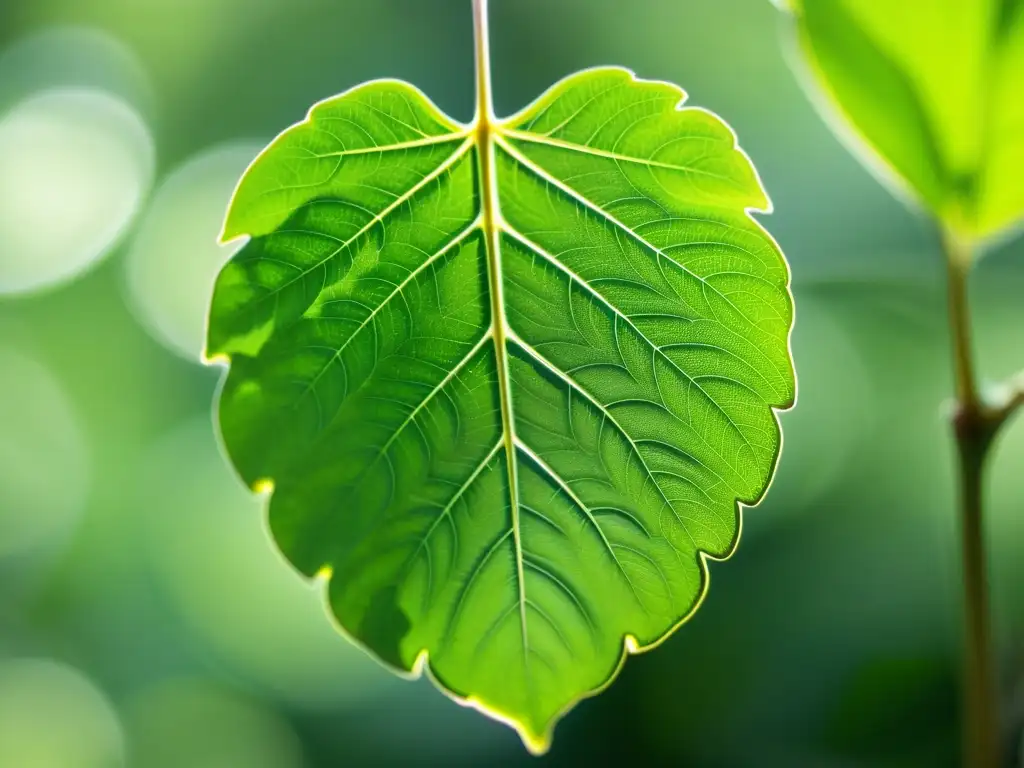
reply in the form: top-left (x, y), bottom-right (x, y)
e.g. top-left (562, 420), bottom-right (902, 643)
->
top-left (205, 67), bottom-right (795, 752)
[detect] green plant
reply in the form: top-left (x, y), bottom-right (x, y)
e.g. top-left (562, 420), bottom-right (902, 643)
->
top-left (204, 0), bottom-right (794, 752)
top-left (774, 1), bottom-right (1024, 765)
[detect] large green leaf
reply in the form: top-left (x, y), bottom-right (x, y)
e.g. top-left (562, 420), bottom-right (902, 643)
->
top-left (779, 0), bottom-right (1024, 238)
top-left (205, 65), bottom-right (794, 751)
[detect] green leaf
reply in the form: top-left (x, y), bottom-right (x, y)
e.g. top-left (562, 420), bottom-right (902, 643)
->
top-left (204, 35), bottom-right (794, 752)
top-left (780, 0), bottom-right (1024, 238)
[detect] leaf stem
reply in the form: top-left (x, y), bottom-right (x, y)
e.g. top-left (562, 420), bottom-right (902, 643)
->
top-left (472, 0), bottom-right (494, 123)
top-left (943, 228), bottom-right (1000, 768)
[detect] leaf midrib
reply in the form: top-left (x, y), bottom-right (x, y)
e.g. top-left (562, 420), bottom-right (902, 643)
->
top-left (475, 114), bottom-right (531, 664)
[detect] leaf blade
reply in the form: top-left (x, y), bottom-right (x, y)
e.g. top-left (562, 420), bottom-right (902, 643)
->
top-left (207, 68), bottom-right (794, 752)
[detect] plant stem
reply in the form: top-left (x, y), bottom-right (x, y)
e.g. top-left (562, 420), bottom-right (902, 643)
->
top-left (943, 229), bottom-right (1000, 768)
top-left (945, 234), bottom-right (979, 407)
top-left (954, 429), bottom-right (999, 768)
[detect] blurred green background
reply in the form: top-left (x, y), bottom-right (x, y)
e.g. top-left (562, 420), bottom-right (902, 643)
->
top-left (0, 1), bottom-right (1022, 765)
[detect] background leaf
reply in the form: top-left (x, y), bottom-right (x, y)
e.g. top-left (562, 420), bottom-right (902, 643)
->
top-left (206, 67), bottom-right (795, 752)
top-left (782, 0), bottom-right (1024, 238)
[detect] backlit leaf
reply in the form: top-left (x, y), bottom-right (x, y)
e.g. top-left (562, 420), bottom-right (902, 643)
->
top-left (779, 0), bottom-right (1024, 238)
top-left (205, 62), bottom-right (794, 751)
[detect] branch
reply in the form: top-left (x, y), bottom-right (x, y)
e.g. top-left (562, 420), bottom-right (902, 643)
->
top-left (994, 371), bottom-right (1024, 424)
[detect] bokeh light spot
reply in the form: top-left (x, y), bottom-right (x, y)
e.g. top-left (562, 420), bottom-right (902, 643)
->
top-left (0, 88), bottom-right (154, 296)
top-left (0, 658), bottom-right (125, 768)
top-left (0, 26), bottom-right (155, 118)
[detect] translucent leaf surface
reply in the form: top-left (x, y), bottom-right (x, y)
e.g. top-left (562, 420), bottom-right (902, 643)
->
top-left (780, 0), bottom-right (1024, 238)
top-left (206, 65), bottom-right (794, 751)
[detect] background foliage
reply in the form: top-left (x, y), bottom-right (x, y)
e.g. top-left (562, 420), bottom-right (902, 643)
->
top-left (0, 1), bottom-right (1022, 765)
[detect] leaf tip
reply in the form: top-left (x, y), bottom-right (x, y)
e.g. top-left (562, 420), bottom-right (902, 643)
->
top-left (458, 694), bottom-right (553, 756)
top-left (520, 729), bottom-right (553, 756)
